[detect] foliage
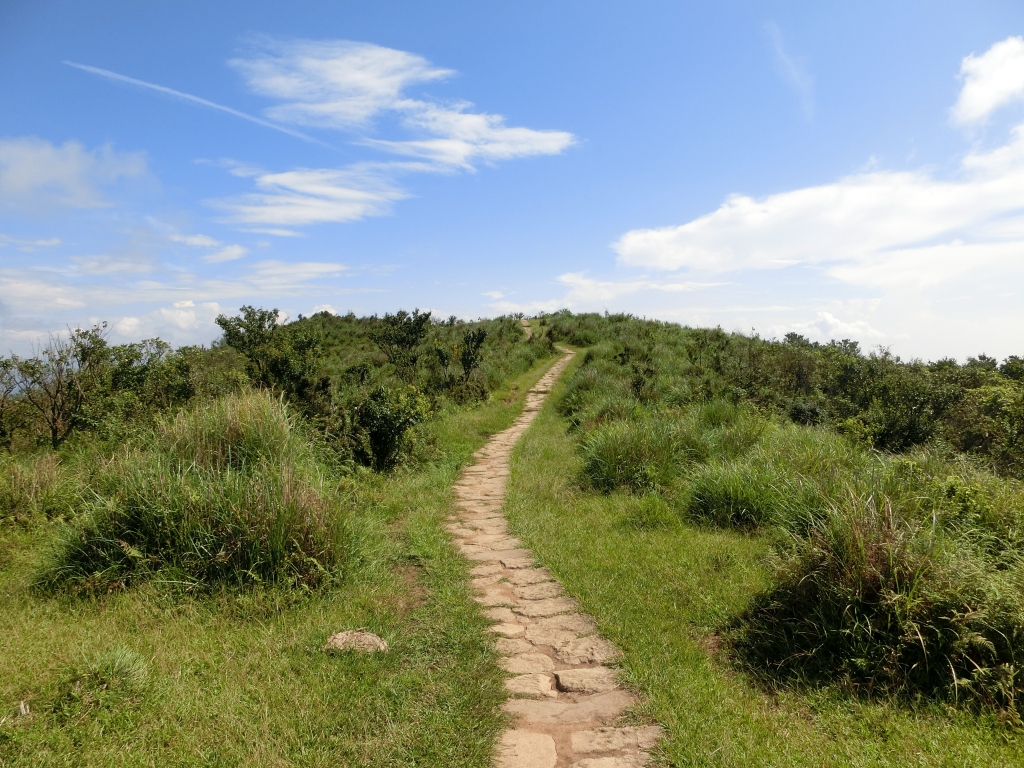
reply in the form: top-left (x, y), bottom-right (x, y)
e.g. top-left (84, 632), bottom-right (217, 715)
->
top-left (35, 392), bottom-right (352, 593)
top-left (548, 310), bottom-right (1024, 714)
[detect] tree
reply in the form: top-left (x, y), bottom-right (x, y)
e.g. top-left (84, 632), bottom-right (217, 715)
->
top-left (459, 328), bottom-right (487, 382)
top-left (216, 306), bottom-right (326, 408)
top-left (14, 326), bottom-right (109, 447)
top-left (370, 309), bottom-right (431, 377)
top-left (0, 358), bottom-right (17, 449)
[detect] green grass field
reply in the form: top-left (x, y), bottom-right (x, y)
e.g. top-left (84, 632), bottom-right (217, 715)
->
top-left (0, 358), bottom-right (558, 767)
top-left (504, 352), bottom-right (1024, 767)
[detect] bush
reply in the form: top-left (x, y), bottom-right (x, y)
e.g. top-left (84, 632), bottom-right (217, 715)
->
top-left (35, 392), bottom-right (351, 593)
top-left (581, 418), bottom-right (679, 492)
top-left (352, 386), bottom-right (429, 471)
top-left (733, 494), bottom-right (1024, 715)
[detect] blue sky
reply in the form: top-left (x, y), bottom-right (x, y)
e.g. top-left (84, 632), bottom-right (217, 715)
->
top-left (3, 1), bottom-right (1024, 360)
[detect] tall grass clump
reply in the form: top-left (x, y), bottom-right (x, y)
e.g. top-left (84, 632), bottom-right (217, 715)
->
top-left (36, 391), bottom-right (352, 593)
top-left (734, 492), bottom-right (1024, 715)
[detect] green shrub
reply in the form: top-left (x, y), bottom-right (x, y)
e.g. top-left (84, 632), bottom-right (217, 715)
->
top-left (733, 494), bottom-right (1024, 715)
top-left (35, 392), bottom-right (351, 593)
top-left (581, 419), bottom-right (679, 492)
top-left (353, 386), bottom-right (430, 471)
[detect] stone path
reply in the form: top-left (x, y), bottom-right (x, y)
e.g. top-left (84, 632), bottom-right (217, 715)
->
top-left (447, 349), bottom-right (661, 768)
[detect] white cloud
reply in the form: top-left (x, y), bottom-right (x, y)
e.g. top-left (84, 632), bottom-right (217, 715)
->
top-left (204, 244), bottom-right (249, 262)
top-left (248, 260), bottom-right (348, 290)
top-left (482, 290), bottom-right (504, 299)
top-left (766, 22), bottom-right (814, 119)
top-left (613, 131), bottom-right (1024, 292)
top-left (230, 39), bottom-right (453, 128)
top-left (70, 254), bottom-right (156, 274)
top-left (0, 137), bottom-right (146, 212)
top-left (170, 233), bottom-right (220, 247)
top-left (0, 234), bottom-right (61, 252)
top-left (311, 303), bottom-right (338, 314)
top-left (168, 232), bottom-right (250, 262)
top-left (766, 311), bottom-right (885, 342)
top-left (211, 39), bottom-right (575, 231)
top-left (212, 165), bottom-right (408, 226)
top-left (600, 35), bottom-right (1024, 359)
top-left (952, 36), bottom-right (1024, 125)
top-left (114, 316), bottom-right (141, 335)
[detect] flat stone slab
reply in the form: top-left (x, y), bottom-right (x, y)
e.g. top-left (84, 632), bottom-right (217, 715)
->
top-left (502, 653), bottom-right (555, 674)
top-left (503, 690), bottom-right (636, 725)
top-left (525, 625), bottom-right (580, 649)
top-left (489, 623), bottom-right (526, 638)
top-left (497, 730), bottom-right (557, 768)
top-left (514, 597), bottom-right (578, 618)
top-left (555, 667), bottom-right (619, 694)
top-left (570, 726), bottom-right (663, 754)
top-left (496, 637), bottom-right (535, 655)
top-left (509, 569), bottom-right (554, 586)
top-left (556, 636), bottom-right (621, 665)
top-left (534, 614), bottom-right (598, 635)
top-left (516, 582), bottom-right (564, 600)
top-left (501, 557), bottom-right (537, 569)
top-left (569, 756), bottom-right (646, 768)
top-left (484, 607), bottom-right (517, 623)
top-left (466, 547), bottom-right (534, 562)
top-left (470, 563), bottom-right (505, 577)
top-left (506, 673), bottom-right (558, 699)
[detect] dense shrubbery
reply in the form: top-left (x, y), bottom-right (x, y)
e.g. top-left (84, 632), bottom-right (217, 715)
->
top-left (2, 307), bottom-right (550, 593)
top-left (548, 310), bottom-right (1024, 715)
top-left (35, 392), bottom-right (351, 593)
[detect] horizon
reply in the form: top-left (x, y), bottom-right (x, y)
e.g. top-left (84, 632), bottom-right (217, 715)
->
top-left (3, 1), bottom-right (1024, 361)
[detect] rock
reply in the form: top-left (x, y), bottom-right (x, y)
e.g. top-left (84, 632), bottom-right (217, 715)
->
top-left (569, 757), bottom-right (646, 768)
top-left (484, 607), bottom-right (517, 623)
top-left (571, 726), bottom-right (663, 754)
top-left (555, 667), bottom-right (619, 693)
top-left (322, 629), bottom-right (388, 654)
top-left (470, 563), bottom-right (505, 577)
top-left (556, 636), bottom-right (620, 664)
top-left (502, 653), bottom-right (555, 674)
top-left (534, 614), bottom-right (597, 635)
top-left (509, 569), bottom-right (554, 586)
top-left (503, 690), bottom-right (635, 724)
top-left (506, 673), bottom-right (558, 698)
top-left (468, 547), bottom-right (533, 562)
top-left (474, 586), bottom-right (514, 606)
top-left (495, 637), bottom-right (535, 655)
top-left (488, 623), bottom-right (526, 638)
top-left (501, 557), bottom-right (536, 569)
top-left (496, 730), bottom-right (557, 768)
top-left (471, 574), bottom-right (504, 588)
top-left (514, 597), bottom-right (577, 618)
top-left (515, 582), bottom-right (563, 600)
top-left (525, 625), bottom-right (579, 649)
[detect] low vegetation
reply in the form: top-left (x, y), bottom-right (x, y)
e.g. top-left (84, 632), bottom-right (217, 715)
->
top-left (0, 308), bottom-right (553, 764)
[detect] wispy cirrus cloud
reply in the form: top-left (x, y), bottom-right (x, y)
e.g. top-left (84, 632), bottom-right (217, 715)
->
top-left (64, 61), bottom-right (330, 146)
top-left (766, 22), bottom-right (814, 120)
top-left (210, 164), bottom-right (409, 227)
top-left (0, 234), bottom-right (61, 252)
top-left (0, 137), bottom-right (146, 212)
top-left (212, 38), bottom-right (576, 229)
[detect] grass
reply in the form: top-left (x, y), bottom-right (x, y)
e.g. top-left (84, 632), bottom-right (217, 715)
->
top-left (0, 355), bottom-right (562, 766)
top-left (503, 352), bottom-right (1024, 766)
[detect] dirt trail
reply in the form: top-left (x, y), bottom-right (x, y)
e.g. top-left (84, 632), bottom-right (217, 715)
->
top-left (447, 350), bottom-right (660, 768)
top-left (521, 317), bottom-right (533, 340)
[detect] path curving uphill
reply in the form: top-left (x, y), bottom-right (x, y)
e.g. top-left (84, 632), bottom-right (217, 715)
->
top-left (447, 350), bottom-right (661, 768)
